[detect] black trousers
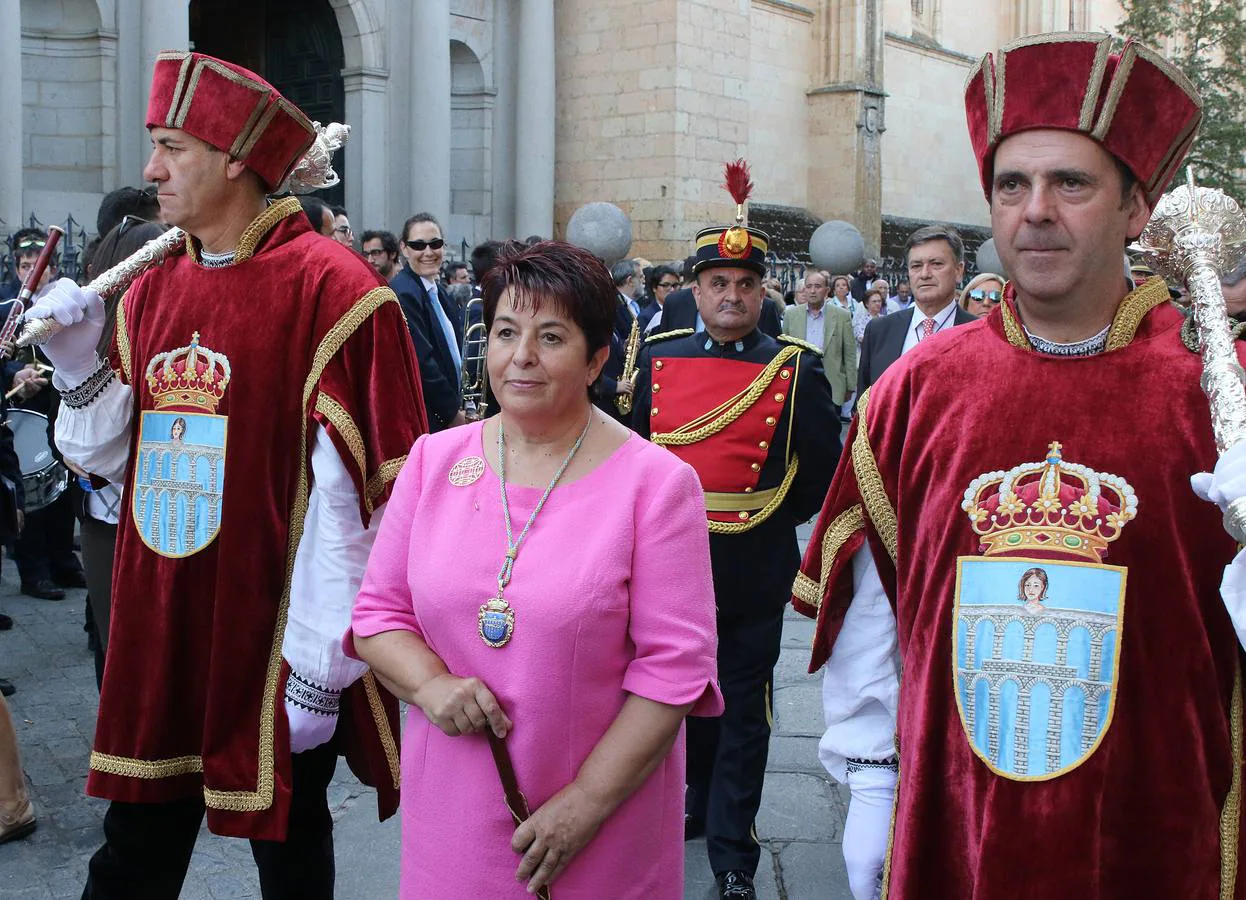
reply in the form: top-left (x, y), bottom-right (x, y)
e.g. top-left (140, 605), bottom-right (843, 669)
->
top-left (12, 488), bottom-right (81, 584)
top-left (686, 604), bottom-right (785, 877)
top-left (81, 741), bottom-right (339, 900)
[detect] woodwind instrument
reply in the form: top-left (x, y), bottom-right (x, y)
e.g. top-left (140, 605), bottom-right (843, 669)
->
top-left (16, 227), bottom-right (185, 348)
top-left (614, 311), bottom-right (641, 416)
top-left (1, 226), bottom-right (64, 357)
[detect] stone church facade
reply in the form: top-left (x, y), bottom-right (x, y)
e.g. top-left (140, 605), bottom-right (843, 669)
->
top-left (1, 0), bottom-right (1125, 268)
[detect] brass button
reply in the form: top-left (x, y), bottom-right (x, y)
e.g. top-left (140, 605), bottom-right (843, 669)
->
top-left (744, 487), bottom-right (754, 493)
top-left (774, 393), bottom-right (785, 403)
top-left (654, 360), bottom-right (664, 370)
top-left (651, 407), bottom-right (659, 416)
top-left (652, 383), bottom-right (661, 393)
top-left (751, 462), bottom-right (761, 472)
top-left (780, 370), bottom-right (791, 380)
top-left (765, 416), bottom-right (776, 426)
top-left (759, 441), bottom-right (768, 450)
top-left (738, 511), bottom-right (750, 521)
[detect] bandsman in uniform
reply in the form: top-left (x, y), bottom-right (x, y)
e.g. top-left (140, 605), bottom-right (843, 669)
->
top-left (630, 164), bottom-right (841, 900)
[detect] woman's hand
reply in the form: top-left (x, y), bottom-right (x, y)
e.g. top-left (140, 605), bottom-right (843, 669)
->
top-left (412, 673), bottom-right (511, 738)
top-left (511, 782), bottom-right (608, 894)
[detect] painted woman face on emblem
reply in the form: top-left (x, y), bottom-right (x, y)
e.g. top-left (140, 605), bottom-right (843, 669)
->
top-left (1017, 567), bottom-right (1049, 614)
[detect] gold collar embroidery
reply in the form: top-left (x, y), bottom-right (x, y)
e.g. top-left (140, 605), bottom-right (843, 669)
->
top-left (1001, 277), bottom-right (1171, 353)
top-left (183, 196), bottom-right (303, 266)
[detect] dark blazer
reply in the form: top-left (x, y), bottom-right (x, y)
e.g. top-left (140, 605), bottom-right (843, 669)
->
top-left (391, 264), bottom-right (463, 432)
top-left (594, 295), bottom-right (636, 423)
top-left (658, 288), bottom-right (783, 338)
top-left (856, 304), bottom-right (977, 396)
top-left (636, 299), bottom-right (661, 333)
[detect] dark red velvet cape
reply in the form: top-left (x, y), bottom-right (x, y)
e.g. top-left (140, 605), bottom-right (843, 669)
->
top-left (794, 280), bottom-right (1246, 898)
top-left (87, 200), bottom-right (426, 839)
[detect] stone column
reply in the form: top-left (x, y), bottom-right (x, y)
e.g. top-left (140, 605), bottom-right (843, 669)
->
top-left (806, 0), bottom-right (886, 256)
top-left (514, 0), bottom-right (555, 239)
top-left (490, 0), bottom-right (517, 239)
top-left (0, 0), bottom-right (23, 231)
top-left (409, 0), bottom-right (451, 224)
top-left (342, 68), bottom-right (389, 232)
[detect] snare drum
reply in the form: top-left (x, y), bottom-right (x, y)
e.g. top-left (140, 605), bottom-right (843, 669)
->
top-left (7, 408), bottom-right (69, 511)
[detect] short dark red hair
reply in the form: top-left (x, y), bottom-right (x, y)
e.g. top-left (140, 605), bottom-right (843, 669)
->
top-left (481, 240), bottom-right (616, 359)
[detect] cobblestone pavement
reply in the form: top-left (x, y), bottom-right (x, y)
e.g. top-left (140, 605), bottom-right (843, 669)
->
top-left (0, 524), bottom-right (850, 899)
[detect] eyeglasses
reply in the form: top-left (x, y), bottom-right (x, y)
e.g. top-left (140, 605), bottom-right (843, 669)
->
top-left (363, 248), bottom-right (391, 257)
top-left (14, 238), bottom-right (45, 251)
top-left (404, 238), bottom-right (444, 251)
top-left (656, 281), bottom-right (680, 290)
top-left (333, 225), bottom-right (352, 236)
top-left (968, 290), bottom-right (1001, 303)
top-left (117, 214), bottom-right (149, 238)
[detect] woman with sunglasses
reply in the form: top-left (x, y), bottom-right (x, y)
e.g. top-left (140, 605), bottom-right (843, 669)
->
top-left (959, 272), bottom-right (1005, 318)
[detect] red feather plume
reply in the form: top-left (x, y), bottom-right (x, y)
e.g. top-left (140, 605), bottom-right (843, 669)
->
top-left (722, 159), bottom-right (754, 206)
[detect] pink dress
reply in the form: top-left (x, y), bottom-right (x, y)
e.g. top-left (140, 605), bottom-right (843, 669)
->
top-left (350, 422), bottom-right (722, 899)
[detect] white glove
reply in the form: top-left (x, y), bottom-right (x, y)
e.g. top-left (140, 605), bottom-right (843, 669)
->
top-left (843, 762), bottom-right (897, 900)
top-left (284, 669), bottom-right (341, 754)
top-left (24, 277), bottom-right (105, 386)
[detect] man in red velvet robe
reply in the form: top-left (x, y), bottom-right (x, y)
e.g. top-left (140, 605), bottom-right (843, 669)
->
top-left (30, 52), bottom-right (426, 899)
top-left (791, 34), bottom-right (1246, 900)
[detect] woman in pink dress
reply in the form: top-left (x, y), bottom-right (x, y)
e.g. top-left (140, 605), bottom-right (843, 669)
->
top-left (351, 240), bottom-right (722, 898)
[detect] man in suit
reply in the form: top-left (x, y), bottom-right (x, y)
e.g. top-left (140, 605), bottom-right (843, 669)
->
top-left (856, 224), bottom-right (976, 395)
top-left (391, 212), bottom-right (465, 432)
top-left (783, 270), bottom-right (856, 408)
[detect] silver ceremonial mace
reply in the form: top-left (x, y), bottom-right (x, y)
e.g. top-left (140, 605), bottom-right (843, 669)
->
top-left (1133, 169), bottom-right (1246, 535)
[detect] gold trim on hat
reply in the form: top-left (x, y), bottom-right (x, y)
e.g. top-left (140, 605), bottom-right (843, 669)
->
top-left (1091, 40), bottom-right (1137, 142)
top-left (164, 52), bottom-right (194, 129)
top-left (1078, 38), bottom-right (1113, 132)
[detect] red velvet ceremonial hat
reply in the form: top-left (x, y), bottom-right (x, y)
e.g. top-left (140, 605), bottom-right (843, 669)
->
top-left (146, 50), bottom-right (317, 192)
top-left (965, 33), bottom-right (1202, 208)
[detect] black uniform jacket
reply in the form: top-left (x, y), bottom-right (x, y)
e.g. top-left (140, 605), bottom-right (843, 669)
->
top-left (631, 327), bottom-right (841, 615)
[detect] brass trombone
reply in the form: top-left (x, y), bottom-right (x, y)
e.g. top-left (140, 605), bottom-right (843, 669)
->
top-left (460, 297), bottom-right (489, 419)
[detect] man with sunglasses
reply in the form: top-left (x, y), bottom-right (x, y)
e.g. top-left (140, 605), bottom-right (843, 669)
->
top-left (393, 212), bottom-right (466, 431)
top-left (27, 51), bottom-right (424, 899)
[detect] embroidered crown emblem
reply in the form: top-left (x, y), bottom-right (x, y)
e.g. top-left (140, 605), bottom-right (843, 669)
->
top-left (144, 331), bottom-right (232, 413)
top-left (961, 442), bottom-right (1136, 562)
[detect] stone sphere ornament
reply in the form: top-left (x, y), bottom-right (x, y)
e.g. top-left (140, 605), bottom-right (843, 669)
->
top-left (808, 221), bottom-right (865, 274)
top-left (976, 238), bottom-right (1006, 277)
top-left (566, 202), bottom-right (633, 265)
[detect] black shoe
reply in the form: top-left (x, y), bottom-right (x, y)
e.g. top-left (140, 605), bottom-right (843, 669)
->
top-left (716, 871), bottom-right (755, 899)
top-left (52, 570), bottom-right (87, 589)
top-left (0, 613), bottom-right (10, 631)
top-left (0, 678), bottom-right (14, 697)
top-left (21, 580), bottom-right (65, 601)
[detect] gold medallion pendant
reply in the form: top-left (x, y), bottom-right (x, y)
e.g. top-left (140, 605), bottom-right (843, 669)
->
top-left (478, 597), bottom-right (515, 648)
top-left (449, 456), bottom-right (486, 486)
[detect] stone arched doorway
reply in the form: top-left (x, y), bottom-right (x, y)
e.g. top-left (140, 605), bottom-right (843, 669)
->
top-left (450, 40), bottom-right (492, 253)
top-left (188, 0), bottom-right (346, 206)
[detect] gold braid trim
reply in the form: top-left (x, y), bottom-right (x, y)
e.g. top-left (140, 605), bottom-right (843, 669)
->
top-left (236, 197), bottom-right (302, 263)
top-left (1221, 660), bottom-right (1242, 899)
top-left (1002, 278), bottom-right (1170, 353)
top-left (314, 393), bottom-right (367, 494)
top-left (365, 456), bottom-right (408, 512)
top-left (792, 504), bottom-right (866, 610)
top-left (184, 197), bottom-right (302, 266)
top-left (707, 455), bottom-right (799, 535)
top-left (362, 671), bottom-right (402, 790)
top-left (1001, 300), bottom-right (1029, 350)
top-left (652, 345), bottom-right (801, 447)
top-left (851, 389), bottom-right (898, 564)
top-left (201, 284), bottom-right (397, 814)
top-left (90, 752), bottom-right (203, 779)
top-left (1104, 278), bottom-right (1172, 351)
top-left (115, 300), bottom-right (133, 383)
